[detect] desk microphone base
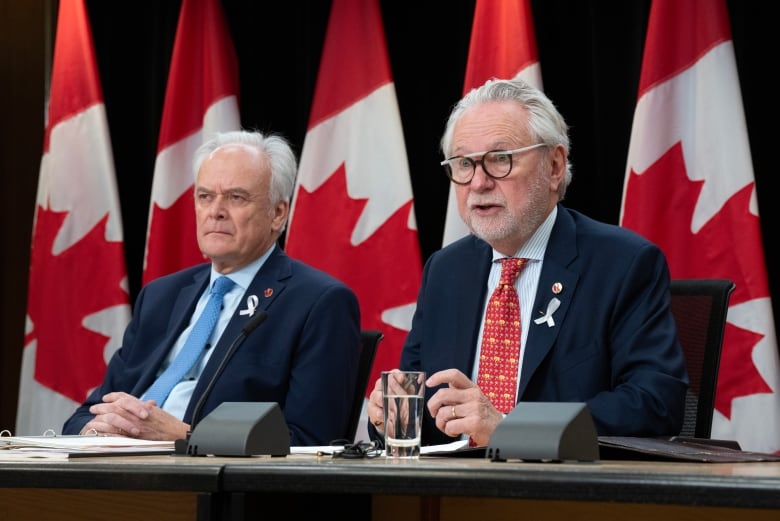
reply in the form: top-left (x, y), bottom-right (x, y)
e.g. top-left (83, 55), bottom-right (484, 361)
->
top-left (180, 402), bottom-right (290, 457)
top-left (486, 402), bottom-right (599, 462)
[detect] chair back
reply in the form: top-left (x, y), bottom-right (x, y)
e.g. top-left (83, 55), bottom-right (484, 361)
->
top-left (669, 278), bottom-right (735, 438)
top-left (345, 330), bottom-right (384, 442)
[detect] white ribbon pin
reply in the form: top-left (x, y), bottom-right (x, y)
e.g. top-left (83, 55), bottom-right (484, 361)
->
top-left (534, 297), bottom-right (561, 328)
top-left (239, 295), bottom-right (259, 317)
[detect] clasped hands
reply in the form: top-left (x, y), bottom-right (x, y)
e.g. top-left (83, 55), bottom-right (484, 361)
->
top-left (80, 392), bottom-right (189, 441)
top-left (366, 368), bottom-right (504, 447)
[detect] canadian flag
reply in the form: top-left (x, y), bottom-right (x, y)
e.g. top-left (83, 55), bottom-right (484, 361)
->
top-left (620, 0), bottom-right (780, 453)
top-left (441, 0), bottom-right (542, 247)
top-left (285, 0), bottom-right (422, 439)
top-left (142, 0), bottom-right (240, 284)
top-left (17, 0), bottom-right (131, 435)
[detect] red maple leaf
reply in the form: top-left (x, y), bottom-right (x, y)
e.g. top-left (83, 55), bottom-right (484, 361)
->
top-left (25, 206), bottom-right (129, 402)
top-left (286, 165), bottom-right (422, 394)
top-left (622, 142), bottom-right (772, 418)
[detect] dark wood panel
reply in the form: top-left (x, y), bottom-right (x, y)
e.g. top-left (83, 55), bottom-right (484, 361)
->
top-left (0, 489), bottom-right (197, 521)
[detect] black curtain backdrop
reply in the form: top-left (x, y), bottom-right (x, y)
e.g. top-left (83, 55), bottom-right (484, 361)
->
top-left (84, 0), bottom-right (778, 333)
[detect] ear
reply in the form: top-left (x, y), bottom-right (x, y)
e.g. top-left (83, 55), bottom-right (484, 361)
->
top-left (548, 144), bottom-right (567, 190)
top-left (271, 199), bottom-right (290, 232)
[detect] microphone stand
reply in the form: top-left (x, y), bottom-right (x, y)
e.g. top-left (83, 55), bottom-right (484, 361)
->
top-left (174, 310), bottom-right (268, 455)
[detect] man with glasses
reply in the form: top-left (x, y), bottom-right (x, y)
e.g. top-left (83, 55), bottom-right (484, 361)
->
top-left (366, 78), bottom-right (688, 447)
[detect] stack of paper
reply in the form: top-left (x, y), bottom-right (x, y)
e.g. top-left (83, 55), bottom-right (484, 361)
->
top-left (0, 435), bottom-right (174, 459)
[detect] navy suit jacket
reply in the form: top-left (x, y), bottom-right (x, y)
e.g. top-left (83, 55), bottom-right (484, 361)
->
top-left (400, 205), bottom-right (688, 445)
top-left (62, 246), bottom-right (361, 446)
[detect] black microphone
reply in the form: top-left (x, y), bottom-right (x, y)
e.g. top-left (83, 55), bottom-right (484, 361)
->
top-left (174, 310), bottom-right (268, 455)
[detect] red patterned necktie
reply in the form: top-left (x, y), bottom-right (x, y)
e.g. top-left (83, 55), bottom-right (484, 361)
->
top-left (476, 257), bottom-right (528, 413)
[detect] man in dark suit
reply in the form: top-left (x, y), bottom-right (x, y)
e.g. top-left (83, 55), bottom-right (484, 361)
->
top-left (366, 78), bottom-right (688, 446)
top-left (63, 130), bottom-right (361, 446)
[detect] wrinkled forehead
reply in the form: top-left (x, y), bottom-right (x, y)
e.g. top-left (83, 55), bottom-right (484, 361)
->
top-left (451, 101), bottom-right (531, 153)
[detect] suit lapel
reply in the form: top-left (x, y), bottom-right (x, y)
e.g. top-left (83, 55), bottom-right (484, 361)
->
top-left (453, 237), bottom-right (493, 375)
top-left (517, 207), bottom-right (580, 399)
top-left (135, 268), bottom-right (209, 395)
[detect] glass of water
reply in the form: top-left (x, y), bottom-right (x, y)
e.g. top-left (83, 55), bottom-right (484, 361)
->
top-left (381, 370), bottom-right (426, 459)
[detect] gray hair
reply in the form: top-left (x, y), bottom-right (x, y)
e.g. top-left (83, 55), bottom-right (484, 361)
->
top-left (440, 77), bottom-right (573, 199)
top-left (193, 129), bottom-right (298, 209)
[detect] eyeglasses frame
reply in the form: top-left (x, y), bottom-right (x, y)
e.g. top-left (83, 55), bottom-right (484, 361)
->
top-left (440, 143), bottom-right (548, 185)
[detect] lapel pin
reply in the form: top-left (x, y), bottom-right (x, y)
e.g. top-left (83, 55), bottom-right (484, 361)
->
top-left (239, 295), bottom-right (259, 317)
top-left (264, 288), bottom-right (273, 298)
top-left (552, 282), bottom-right (563, 294)
top-left (534, 297), bottom-right (561, 328)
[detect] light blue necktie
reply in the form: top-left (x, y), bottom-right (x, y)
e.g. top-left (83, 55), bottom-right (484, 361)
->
top-left (144, 276), bottom-right (235, 407)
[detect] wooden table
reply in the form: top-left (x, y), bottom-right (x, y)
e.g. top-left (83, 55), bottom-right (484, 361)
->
top-left (2, 453), bottom-right (780, 520)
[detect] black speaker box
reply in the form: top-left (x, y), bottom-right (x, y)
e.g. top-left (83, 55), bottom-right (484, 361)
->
top-left (185, 402), bottom-right (290, 456)
top-left (486, 402), bottom-right (598, 462)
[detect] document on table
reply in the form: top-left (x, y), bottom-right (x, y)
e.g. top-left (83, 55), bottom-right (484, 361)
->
top-left (0, 435), bottom-right (175, 459)
top-left (598, 436), bottom-right (780, 463)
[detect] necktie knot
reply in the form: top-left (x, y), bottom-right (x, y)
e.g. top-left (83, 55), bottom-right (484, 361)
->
top-left (212, 276), bottom-right (235, 297)
top-left (498, 257), bottom-right (527, 286)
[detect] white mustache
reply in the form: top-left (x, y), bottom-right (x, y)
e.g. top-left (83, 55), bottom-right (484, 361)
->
top-left (467, 196), bottom-right (505, 208)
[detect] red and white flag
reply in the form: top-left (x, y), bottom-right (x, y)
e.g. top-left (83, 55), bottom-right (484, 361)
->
top-left (442, 0), bottom-right (542, 247)
top-left (17, 0), bottom-right (131, 435)
top-left (285, 0), bottom-right (422, 439)
top-left (143, 0), bottom-right (240, 284)
top-left (620, 0), bottom-right (780, 453)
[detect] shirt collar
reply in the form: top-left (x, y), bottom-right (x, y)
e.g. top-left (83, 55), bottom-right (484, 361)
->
top-left (210, 243), bottom-right (276, 291)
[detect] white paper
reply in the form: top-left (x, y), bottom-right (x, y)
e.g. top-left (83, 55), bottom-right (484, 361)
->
top-left (290, 439), bottom-right (471, 456)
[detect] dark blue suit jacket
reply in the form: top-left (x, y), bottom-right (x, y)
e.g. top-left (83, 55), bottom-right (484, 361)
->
top-left (62, 246), bottom-right (361, 446)
top-left (400, 205), bottom-right (688, 445)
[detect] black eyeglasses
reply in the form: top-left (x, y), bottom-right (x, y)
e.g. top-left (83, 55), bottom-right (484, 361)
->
top-left (440, 143), bottom-right (547, 185)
